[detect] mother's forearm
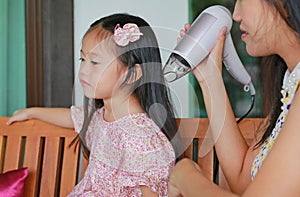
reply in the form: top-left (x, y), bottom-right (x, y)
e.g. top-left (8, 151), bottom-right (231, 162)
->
top-left (199, 75), bottom-right (250, 192)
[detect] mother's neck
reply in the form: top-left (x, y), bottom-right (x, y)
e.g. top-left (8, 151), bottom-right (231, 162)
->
top-left (276, 29), bottom-right (300, 71)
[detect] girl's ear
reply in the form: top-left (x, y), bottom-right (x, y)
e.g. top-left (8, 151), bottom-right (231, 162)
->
top-left (126, 64), bottom-right (143, 84)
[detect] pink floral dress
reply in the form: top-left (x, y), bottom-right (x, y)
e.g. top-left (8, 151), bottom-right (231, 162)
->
top-left (67, 106), bottom-right (175, 197)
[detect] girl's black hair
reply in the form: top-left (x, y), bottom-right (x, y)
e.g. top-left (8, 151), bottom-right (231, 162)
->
top-left (256, 0), bottom-right (300, 147)
top-left (71, 13), bottom-right (182, 158)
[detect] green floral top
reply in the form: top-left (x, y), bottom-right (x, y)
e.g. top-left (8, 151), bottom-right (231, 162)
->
top-left (251, 62), bottom-right (300, 180)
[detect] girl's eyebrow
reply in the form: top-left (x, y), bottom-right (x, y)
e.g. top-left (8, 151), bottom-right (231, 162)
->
top-left (89, 52), bottom-right (101, 58)
top-left (80, 49), bottom-right (101, 58)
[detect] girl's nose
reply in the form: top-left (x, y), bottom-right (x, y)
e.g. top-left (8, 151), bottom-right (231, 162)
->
top-left (79, 62), bottom-right (90, 76)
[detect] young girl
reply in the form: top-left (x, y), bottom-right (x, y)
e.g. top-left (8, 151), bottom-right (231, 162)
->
top-left (168, 0), bottom-right (300, 196)
top-left (7, 13), bottom-right (181, 196)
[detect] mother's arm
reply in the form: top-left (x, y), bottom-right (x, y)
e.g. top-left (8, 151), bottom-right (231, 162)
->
top-left (168, 158), bottom-right (237, 197)
top-left (169, 90), bottom-right (300, 197)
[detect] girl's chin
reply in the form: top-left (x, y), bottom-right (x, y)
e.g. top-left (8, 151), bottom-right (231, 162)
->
top-left (83, 93), bottom-right (103, 100)
top-left (83, 92), bottom-right (96, 99)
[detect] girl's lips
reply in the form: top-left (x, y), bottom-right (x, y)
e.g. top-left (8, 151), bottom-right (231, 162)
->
top-left (80, 80), bottom-right (91, 87)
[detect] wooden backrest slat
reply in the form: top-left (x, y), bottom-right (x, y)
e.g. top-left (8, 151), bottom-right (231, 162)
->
top-left (23, 136), bottom-right (43, 197)
top-left (60, 137), bottom-right (80, 197)
top-left (0, 136), bottom-right (4, 170)
top-left (196, 139), bottom-right (214, 181)
top-left (4, 136), bottom-right (23, 172)
top-left (40, 137), bottom-right (61, 197)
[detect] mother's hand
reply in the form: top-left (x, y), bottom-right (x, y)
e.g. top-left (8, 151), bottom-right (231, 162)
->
top-left (192, 26), bottom-right (227, 84)
top-left (168, 158), bottom-right (202, 197)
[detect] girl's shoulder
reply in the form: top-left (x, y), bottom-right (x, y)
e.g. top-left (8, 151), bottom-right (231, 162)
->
top-left (70, 106), bottom-right (104, 132)
top-left (90, 112), bottom-right (175, 174)
top-left (116, 112), bottom-right (166, 139)
top-left (102, 112), bottom-right (175, 157)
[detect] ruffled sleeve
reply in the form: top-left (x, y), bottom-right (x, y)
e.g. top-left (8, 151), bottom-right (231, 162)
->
top-left (70, 106), bottom-right (84, 133)
top-left (126, 159), bottom-right (174, 196)
top-left (70, 105), bottom-right (96, 150)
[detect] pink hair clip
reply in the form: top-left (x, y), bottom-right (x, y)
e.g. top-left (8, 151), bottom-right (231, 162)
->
top-left (113, 23), bottom-right (143, 46)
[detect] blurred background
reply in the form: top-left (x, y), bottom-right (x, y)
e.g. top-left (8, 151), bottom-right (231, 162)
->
top-left (0, 0), bottom-right (263, 118)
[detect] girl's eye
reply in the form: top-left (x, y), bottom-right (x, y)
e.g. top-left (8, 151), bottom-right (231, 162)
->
top-left (79, 57), bottom-right (100, 65)
top-left (90, 61), bottom-right (100, 65)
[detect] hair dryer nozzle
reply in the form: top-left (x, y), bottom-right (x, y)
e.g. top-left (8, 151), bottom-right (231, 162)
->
top-left (163, 53), bottom-right (192, 82)
top-left (163, 5), bottom-right (256, 96)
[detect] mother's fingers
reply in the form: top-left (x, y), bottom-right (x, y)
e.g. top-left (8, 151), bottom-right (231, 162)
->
top-left (210, 26), bottom-right (227, 58)
top-left (168, 183), bottom-right (183, 197)
top-left (184, 23), bottom-right (191, 31)
top-left (180, 29), bottom-right (186, 37)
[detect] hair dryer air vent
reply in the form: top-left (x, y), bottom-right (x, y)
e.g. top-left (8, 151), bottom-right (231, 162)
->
top-left (163, 53), bottom-right (191, 82)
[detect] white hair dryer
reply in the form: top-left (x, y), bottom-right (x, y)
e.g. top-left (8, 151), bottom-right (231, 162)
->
top-left (163, 5), bottom-right (255, 95)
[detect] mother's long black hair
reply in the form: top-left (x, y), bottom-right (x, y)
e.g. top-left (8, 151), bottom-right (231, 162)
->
top-left (71, 13), bottom-right (182, 158)
top-left (256, 0), bottom-right (300, 146)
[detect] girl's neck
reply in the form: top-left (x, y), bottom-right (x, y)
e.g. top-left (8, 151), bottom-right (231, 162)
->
top-left (102, 93), bottom-right (144, 122)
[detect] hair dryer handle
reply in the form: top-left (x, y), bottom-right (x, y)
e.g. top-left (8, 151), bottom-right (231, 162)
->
top-left (223, 34), bottom-right (256, 95)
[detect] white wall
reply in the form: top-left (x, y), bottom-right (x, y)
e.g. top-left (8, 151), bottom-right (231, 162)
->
top-left (73, 0), bottom-right (191, 117)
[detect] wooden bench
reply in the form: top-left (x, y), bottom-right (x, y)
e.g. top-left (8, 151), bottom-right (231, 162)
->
top-left (0, 117), bottom-right (263, 196)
